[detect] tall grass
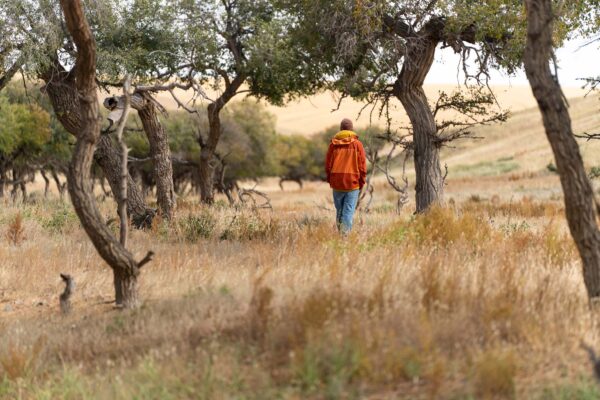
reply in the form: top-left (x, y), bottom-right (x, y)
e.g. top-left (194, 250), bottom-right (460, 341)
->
top-left (0, 196), bottom-right (596, 399)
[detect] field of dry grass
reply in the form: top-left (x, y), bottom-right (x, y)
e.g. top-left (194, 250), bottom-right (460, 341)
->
top-left (1, 176), bottom-right (600, 399)
top-left (3, 92), bottom-right (600, 399)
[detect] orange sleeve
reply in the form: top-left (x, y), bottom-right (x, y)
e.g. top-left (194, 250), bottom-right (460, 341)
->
top-left (325, 143), bottom-right (334, 183)
top-left (357, 141), bottom-right (367, 188)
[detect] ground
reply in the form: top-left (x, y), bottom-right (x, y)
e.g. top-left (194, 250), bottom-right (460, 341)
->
top-left (2, 90), bottom-right (600, 399)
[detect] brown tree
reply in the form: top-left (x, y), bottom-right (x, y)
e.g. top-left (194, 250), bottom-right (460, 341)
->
top-left (523, 0), bottom-right (600, 300)
top-left (104, 92), bottom-right (176, 220)
top-left (40, 62), bottom-right (154, 227)
top-left (59, 0), bottom-right (154, 308)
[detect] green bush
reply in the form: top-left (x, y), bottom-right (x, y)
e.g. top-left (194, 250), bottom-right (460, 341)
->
top-left (42, 206), bottom-right (78, 234)
top-left (220, 213), bottom-right (279, 241)
top-left (180, 211), bottom-right (217, 242)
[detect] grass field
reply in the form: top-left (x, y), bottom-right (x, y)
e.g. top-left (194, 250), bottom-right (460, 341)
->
top-left (2, 90), bottom-right (600, 399)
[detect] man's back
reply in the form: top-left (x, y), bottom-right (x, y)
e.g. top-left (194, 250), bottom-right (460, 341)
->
top-left (325, 130), bottom-right (367, 191)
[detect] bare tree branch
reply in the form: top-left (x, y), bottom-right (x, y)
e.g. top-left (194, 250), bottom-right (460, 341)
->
top-left (115, 76), bottom-right (132, 247)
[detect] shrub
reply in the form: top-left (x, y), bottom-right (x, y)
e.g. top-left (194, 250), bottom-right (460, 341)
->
top-left (472, 349), bottom-right (517, 399)
top-left (376, 206), bottom-right (493, 249)
top-left (5, 213), bottom-right (25, 246)
top-left (179, 211), bottom-right (217, 242)
top-left (293, 339), bottom-right (362, 396)
top-left (220, 213), bottom-right (279, 241)
top-left (295, 215), bottom-right (326, 230)
top-left (542, 223), bottom-right (576, 267)
top-left (0, 337), bottom-right (46, 381)
top-left (42, 206), bottom-right (78, 234)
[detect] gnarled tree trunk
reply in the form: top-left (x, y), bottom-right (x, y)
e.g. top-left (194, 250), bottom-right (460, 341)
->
top-left (106, 93), bottom-right (176, 219)
top-left (394, 26), bottom-right (444, 213)
top-left (198, 74), bottom-right (245, 205)
top-left (59, 0), bottom-right (153, 309)
top-left (136, 95), bottom-right (175, 219)
top-left (40, 63), bottom-right (152, 226)
top-left (198, 103), bottom-right (221, 204)
top-left (524, 0), bottom-right (600, 300)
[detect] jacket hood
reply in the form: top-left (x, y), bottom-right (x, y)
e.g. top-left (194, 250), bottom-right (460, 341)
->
top-left (331, 130), bottom-right (358, 145)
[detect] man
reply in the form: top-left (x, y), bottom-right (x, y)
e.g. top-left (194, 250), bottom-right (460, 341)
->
top-left (325, 118), bottom-right (367, 234)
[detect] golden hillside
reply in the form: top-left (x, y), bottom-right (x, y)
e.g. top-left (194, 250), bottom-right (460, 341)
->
top-left (148, 84), bottom-right (587, 135)
top-left (442, 94), bottom-right (600, 177)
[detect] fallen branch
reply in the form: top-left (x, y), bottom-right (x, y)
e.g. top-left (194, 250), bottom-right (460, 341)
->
top-left (238, 187), bottom-right (273, 210)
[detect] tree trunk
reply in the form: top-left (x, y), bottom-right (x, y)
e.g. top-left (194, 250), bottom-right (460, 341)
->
top-left (51, 169), bottom-right (66, 200)
top-left (59, 0), bottom-right (153, 309)
top-left (128, 93), bottom-right (176, 219)
top-left (394, 30), bottom-right (443, 213)
top-left (198, 103), bottom-right (221, 204)
top-left (113, 269), bottom-right (139, 307)
top-left (199, 147), bottom-right (216, 204)
top-left (197, 75), bottom-right (246, 205)
top-left (524, 0), bottom-right (600, 300)
top-left (10, 168), bottom-right (20, 202)
top-left (41, 170), bottom-right (50, 198)
top-left (94, 134), bottom-right (153, 227)
top-left (40, 63), bottom-right (152, 226)
top-left (0, 169), bottom-right (5, 199)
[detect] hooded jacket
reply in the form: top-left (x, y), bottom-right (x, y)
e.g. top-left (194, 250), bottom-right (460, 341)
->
top-left (325, 130), bottom-right (367, 191)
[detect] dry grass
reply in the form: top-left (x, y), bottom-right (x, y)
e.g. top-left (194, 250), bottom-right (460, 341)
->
top-left (0, 184), bottom-right (599, 399)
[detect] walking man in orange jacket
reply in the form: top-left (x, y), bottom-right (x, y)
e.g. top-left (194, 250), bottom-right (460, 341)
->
top-left (325, 118), bottom-right (367, 234)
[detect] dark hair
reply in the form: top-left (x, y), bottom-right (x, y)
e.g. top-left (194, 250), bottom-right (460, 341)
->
top-left (340, 118), bottom-right (353, 131)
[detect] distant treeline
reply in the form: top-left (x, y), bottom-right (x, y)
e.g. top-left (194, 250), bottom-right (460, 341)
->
top-left (0, 81), bottom-right (386, 201)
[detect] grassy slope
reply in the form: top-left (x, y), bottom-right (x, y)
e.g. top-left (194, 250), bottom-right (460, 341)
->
top-left (443, 94), bottom-right (600, 176)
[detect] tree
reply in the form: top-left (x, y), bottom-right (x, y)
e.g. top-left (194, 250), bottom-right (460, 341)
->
top-left (281, 0), bottom-right (521, 212)
top-left (0, 91), bottom-right (53, 200)
top-left (2, 80), bottom-right (73, 199)
top-left (523, 0), bottom-right (600, 301)
top-left (173, 0), bottom-right (320, 203)
top-left (104, 92), bottom-right (176, 220)
top-left (0, 0), bottom-right (178, 225)
top-left (58, 0), bottom-right (154, 308)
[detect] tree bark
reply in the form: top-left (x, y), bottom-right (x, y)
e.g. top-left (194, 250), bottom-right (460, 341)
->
top-left (137, 97), bottom-right (175, 219)
top-left (40, 63), bottom-right (152, 225)
top-left (59, 0), bottom-right (153, 309)
top-left (198, 103), bottom-right (221, 204)
top-left (524, 0), bottom-right (600, 300)
top-left (51, 169), bottom-right (66, 200)
top-left (394, 26), bottom-right (444, 213)
top-left (198, 74), bottom-right (245, 204)
top-left (0, 168), bottom-right (5, 198)
top-left (41, 170), bottom-right (50, 198)
top-left (107, 93), bottom-right (176, 219)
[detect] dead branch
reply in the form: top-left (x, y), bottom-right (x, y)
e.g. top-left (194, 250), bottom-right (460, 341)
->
top-left (574, 132), bottom-right (600, 141)
top-left (374, 136), bottom-right (410, 214)
top-left (238, 188), bottom-right (273, 210)
top-left (357, 148), bottom-right (378, 213)
top-left (137, 251), bottom-right (155, 268)
top-left (59, 273), bottom-right (74, 315)
top-left (135, 79), bottom-right (213, 108)
top-left (115, 76), bottom-right (132, 247)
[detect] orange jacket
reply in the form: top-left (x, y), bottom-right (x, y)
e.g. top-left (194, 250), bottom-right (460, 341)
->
top-left (325, 130), bottom-right (367, 191)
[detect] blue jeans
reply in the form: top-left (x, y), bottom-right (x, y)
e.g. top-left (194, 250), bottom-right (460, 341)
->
top-left (332, 189), bottom-right (359, 234)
